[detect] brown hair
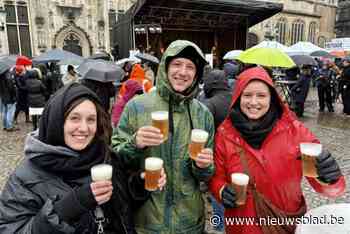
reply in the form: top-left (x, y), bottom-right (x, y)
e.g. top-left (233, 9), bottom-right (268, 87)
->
top-left (64, 97), bottom-right (112, 159)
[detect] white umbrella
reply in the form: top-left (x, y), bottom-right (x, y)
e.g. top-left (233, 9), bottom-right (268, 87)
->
top-left (286, 42), bottom-right (327, 56)
top-left (252, 40), bottom-right (288, 51)
top-left (115, 57), bottom-right (140, 66)
top-left (223, 50), bottom-right (243, 60)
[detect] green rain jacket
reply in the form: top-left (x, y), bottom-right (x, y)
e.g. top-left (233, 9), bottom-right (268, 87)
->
top-left (112, 40), bottom-right (215, 234)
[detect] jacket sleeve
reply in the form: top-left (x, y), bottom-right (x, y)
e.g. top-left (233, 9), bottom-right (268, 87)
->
top-left (191, 109), bottom-right (215, 181)
top-left (0, 174), bottom-right (75, 234)
top-left (209, 130), bottom-right (228, 202)
top-left (111, 100), bottom-right (145, 166)
top-left (295, 120), bottom-right (346, 198)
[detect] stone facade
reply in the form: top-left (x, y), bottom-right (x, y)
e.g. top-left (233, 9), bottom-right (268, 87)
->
top-left (335, 0), bottom-right (350, 37)
top-left (249, 0), bottom-right (338, 47)
top-left (0, 0), bottom-right (124, 57)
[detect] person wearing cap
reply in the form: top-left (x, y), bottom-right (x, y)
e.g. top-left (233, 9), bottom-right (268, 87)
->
top-left (62, 65), bottom-right (78, 86)
top-left (112, 40), bottom-right (215, 234)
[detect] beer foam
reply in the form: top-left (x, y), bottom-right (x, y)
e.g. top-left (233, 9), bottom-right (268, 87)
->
top-left (191, 129), bottom-right (209, 142)
top-left (231, 173), bottom-right (249, 185)
top-left (145, 157), bottom-right (163, 171)
top-left (300, 143), bottom-right (322, 156)
top-left (151, 111), bottom-right (168, 120)
top-left (91, 164), bottom-right (113, 181)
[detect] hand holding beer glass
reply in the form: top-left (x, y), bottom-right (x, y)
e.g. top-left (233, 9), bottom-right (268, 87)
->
top-left (135, 111), bottom-right (168, 149)
top-left (143, 157), bottom-right (166, 191)
top-left (231, 173), bottom-right (249, 206)
top-left (90, 164), bottom-right (114, 205)
top-left (300, 143), bottom-right (322, 177)
top-left (188, 129), bottom-right (213, 168)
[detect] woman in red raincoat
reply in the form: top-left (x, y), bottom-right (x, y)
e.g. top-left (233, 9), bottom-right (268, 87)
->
top-left (209, 67), bottom-right (346, 234)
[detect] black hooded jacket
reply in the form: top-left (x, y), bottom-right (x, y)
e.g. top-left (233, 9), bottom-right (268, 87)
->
top-left (200, 69), bottom-right (232, 128)
top-left (0, 83), bottom-right (148, 234)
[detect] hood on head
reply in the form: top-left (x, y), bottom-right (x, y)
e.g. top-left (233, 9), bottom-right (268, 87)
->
top-left (203, 69), bottom-right (229, 96)
top-left (38, 83), bottom-right (102, 147)
top-left (230, 66), bottom-right (284, 111)
top-left (124, 79), bottom-right (143, 100)
top-left (156, 40), bottom-right (207, 102)
top-left (223, 62), bottom-right (240, 79)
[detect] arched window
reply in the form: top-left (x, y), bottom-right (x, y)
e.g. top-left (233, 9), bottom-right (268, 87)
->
top-left (276, 18), bottom-right (287, 44)
top-left (318, 36), bottom-right (327, 48)
top-left (247, 32), bottom-right (259, 48)
top-left (308, 22), bottom-right (317, 44)
top-left (291, 19), bottom-right (305, 44)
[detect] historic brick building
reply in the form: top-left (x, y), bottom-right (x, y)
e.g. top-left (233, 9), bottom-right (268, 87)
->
top-left (0, 0), bottom-right (124, 57)
top-left (249, 0), bottom-right (338, 47)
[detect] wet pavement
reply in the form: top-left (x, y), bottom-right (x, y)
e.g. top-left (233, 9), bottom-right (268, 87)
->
top-left (0, 87), bottom-right (349, 232)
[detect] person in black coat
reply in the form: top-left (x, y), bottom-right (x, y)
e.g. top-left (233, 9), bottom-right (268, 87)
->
top-left (291, 65), bottom-right (312, 117)
top-left (0, 69), bottom-right (18, 131)
top-left (0, 83), bottom-right (165, 234)
top-left (340, 58), bottom-right (350, 116)
top-left (200, 69), bottom-right (232, 129)
top-left (316, 62), bottom-right (334, 112)
top-left (13, 66), bottom-right (30, 124)
top-left (25, 68), bottom-right (47, 130)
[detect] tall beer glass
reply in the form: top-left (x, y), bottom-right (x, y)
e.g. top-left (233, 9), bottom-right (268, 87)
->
top-left (151, 111), bottom-right (169, 141)
top-left (91, 164), bottom-right (113, 182)
top-left (300, 143), bottom-right (322, 177)
top-left (188, 129), bottom-right (209, 160)
top-left (231, 173), bottom-right (249, 206)
top-left (145, 157), bottom-right (164, 191)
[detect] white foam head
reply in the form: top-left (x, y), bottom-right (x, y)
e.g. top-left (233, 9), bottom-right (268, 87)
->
top-left (91, 164), bottom-right (113, 181)
top-left (231, 173), bottom-right (249, 185)
top-left (300, 143), bottom-right (322, 157)
top-left (145, 157), bottom-right (164, 171)
top-left (151, 111), bottom-right (168, 120)
top-left (191, 129), bottom-right (209, 142)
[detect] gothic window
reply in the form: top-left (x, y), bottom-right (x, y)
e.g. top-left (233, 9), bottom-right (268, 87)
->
top-left (276, 18), bottom-right (287, 44)
top-left (318, 36), bottom-right (327, 48)
top-left (88, 14), bottom-right (92, 30)
top-left (4, 2), bottom-right (32, 56)
top-left (63, 33), bottom-right (82, 56)
top-left (291, 19), bottom-right (305, 45)
top-left (308, 22), bottom-right (317, 44)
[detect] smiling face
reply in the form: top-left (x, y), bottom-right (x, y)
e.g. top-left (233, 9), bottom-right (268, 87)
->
top-left (240, 80), bottom-right (271, 120)
top-left (167, 57), bottom-right (197, 93)
top-left (64, 100), bottom-right (97, 151)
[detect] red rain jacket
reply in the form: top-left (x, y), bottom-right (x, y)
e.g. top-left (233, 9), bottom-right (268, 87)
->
top-left (209, 67), bottom-right (346, 234)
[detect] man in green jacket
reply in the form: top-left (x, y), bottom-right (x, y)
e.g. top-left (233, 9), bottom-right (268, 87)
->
top-left (112, 40), bottom-right (215, 234)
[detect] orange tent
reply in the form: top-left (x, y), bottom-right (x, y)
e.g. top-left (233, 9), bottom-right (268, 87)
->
top-left (118, 64), bottom-right (153, 98)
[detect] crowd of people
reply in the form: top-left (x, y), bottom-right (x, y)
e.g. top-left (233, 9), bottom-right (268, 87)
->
top-left (0, 40), bottom-right (348, 234)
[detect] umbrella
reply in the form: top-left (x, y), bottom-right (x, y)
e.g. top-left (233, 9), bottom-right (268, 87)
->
top-left (135, 53), bottom-right (159, 64)
top-left (88, 52), bottom-right (111, 61)
top-left (223, 50), bottom-right (243, 60)
top-left (33, 49), bottom-right (84, 64)
top-left (77, 59), bottom-right (125, 83)
top-left (237, 47), bottom-right (295, 68)
top-left (310, 50), bottom-right (334, 58)
top-left (290, 55), bottom-right (317, 66)
top-left (252, 40), bottom-right (288, 51)
top-left (115, 57), bottom-right (140, 66)
top-left (58, 57), bottom-right (85, 66)
top-left (0, 61), bottom-right (11, 75)
top-left (0, 54), bottom-right (19, 67)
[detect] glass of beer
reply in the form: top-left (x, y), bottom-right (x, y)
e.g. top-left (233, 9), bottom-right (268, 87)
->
top-left (300, 143), bottom-right (322, 177)
top-left (145, 157), bottom-right (164, 191)
top-left (188, 129), bottom-right (209, 160)
top-left (231, 173), bottom-right (249, 206)
top-left (151, 111), bottom-right (169, 141)
top-left (91, 164), bottom-right (113, 182)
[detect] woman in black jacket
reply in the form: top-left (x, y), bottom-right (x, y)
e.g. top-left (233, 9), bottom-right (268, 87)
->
top-left (0, 83), bottom-right (165, 234)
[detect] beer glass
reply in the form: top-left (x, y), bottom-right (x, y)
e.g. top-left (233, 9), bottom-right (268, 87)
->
top-left (91, 164), bottom-right (113, 182)
top-left (300, 143), bottom-right (322, 177)
top-left (151, 111), bottom-right (169, 141)
top-left (231, 173), bottom-right (249, 206)
top-left (188, 129), bottom-right (209, 160)
top-left (145, 157), bottom-right (164, 191)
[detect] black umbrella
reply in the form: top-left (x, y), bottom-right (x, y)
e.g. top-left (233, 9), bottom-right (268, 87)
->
top-left (33, 49), bottom-right (84, 64)
top-left (290, 55), bottom-right (317, 66)
top-left (135, 53), bottom-right (159, 64)
top-left (77, 59), bottom-right (125, 83)
top-left (0, 54), bottom-right (18, 67)
top-left (0, 61), bottom-right (11, 75)
top-left (310, 50), bottom-right (334, 58)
